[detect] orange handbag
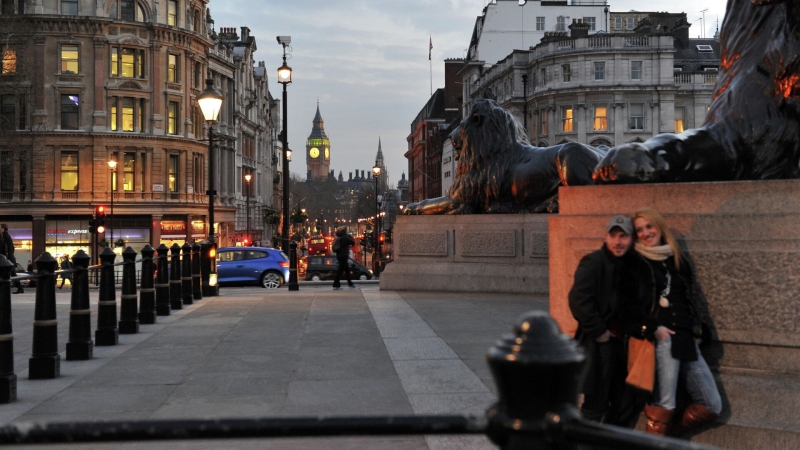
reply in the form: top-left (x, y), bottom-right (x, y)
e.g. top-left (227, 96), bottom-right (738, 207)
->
top-left (626, 337), bottom-right (655, 392)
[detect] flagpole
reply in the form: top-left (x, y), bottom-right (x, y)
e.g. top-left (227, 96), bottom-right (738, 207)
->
top-left (429, 35), bottom-right (433, 96)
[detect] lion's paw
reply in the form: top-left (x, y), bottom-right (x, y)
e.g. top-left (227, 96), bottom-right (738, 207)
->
top-left (592, 143), bottom-right (660, 183)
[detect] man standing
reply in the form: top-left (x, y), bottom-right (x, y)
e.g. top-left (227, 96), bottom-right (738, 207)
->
top-left (0, 224), bottom-right (23, 294)
top-left (569, 215), bottom-right (633, 426)
top-left (331, 228), bottom-right (356, 290)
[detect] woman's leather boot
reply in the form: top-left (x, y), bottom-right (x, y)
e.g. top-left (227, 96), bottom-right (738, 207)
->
top-left (644, 405), bottom-right (674, 435)
top-left (673, 404), bottom-right (718, 435)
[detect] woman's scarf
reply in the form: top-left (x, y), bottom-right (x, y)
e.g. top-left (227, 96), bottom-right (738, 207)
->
top-left (634, 242), bottom-right (673, 261)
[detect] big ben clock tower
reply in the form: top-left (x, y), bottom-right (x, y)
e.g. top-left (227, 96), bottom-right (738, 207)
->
top-left (306, 102), bottom-right (330, 181)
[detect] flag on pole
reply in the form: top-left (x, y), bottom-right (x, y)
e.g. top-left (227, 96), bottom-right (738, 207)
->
top-left (429, 36), bottom-right (433, 61)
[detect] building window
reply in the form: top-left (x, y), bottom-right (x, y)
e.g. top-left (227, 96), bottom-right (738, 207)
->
top-left (110, 97), bottom-right (117, 131)
top-left (593, 106), bottom-right (608, 131)
top-left (540, 67), bottom-right (546, 86)
top-left (168, 154), bottom-right (178, 192)
top-left (631, 61), bottom-right (642, 80)
top-left (167, 0), bottom-right (177, 26)
top-left (562, 64), bottom-right (571, 82)
top-left (168, 54), bottom-right (178, 82)
top-left (540, 110), bottom-right (548, 135)
top-left (61, 151), bottom-right (78, 191)
top-left (556, 16), bottom-right (565, 31)
top-left (1, 48), bottom-right (15, 74)
top-left (193, 62), bottom-right (201, 88)
top-left (536, 17), bottom-right (545, 31)
top-left (168, 101), bottom-right (178, 134)
top-left (594, 62), bottom-right (605, 81)
top-left (139, 98), bottom-right (146, 133)
top-left (114, 0), bottom-right (144, 21)
top-left (111, 47), bottom-right (145, 78)
top-left (0, 94), bottom-right (15, 130)
top-left (61, 0), bottom-right (77, 14)
top-left (630, 103), bottom-right (644, 130)
top-left (583, 17), bottom-right (596, 31)
top-left (627, 17), bottom-right (635, 30)
top-left (61, 44), bottom-right (79, 74)
top-left (122, 97), bottom-right (134, 131)
top-left (61, 94), bottom-right (79, 130)
top-left (561, 107), bottom-right (573, 133)
top-left (615, 17), bottom-right (622, 30)
top-left (674, 107), bottom-right (685, 132)
top-left (123, 152), bottom-right (135, 191)
top-left (0, 152), bottom-right (12, 192)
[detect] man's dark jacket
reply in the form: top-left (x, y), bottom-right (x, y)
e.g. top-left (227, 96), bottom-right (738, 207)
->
top-left (568, 245), bottom-right (627, 394)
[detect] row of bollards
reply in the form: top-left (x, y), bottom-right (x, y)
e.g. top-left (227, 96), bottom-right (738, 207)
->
top-left (0, 242), bottom-right (207, 403)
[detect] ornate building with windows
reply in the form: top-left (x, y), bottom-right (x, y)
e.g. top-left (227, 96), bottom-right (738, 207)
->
top-left (0, 0), bottom-right (278, 262)
top-left (459, 15), bottom-right (720, 149)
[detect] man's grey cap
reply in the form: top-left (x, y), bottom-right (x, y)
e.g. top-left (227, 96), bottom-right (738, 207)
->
top-left (606, 215), bottom-right (633, 235)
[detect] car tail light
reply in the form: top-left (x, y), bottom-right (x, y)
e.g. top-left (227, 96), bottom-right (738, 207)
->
top-left (279, 261), bottom-right (289, 268)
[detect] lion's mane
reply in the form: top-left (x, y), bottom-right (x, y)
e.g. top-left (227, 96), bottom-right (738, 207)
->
top-left (448, 99), bottom-right (528, 212)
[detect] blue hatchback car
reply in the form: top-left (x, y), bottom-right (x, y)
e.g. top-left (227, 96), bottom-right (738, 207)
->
top-left (217, 247), bottom-right (289, 289)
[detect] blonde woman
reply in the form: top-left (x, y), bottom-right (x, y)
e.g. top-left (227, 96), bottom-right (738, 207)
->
top-left (620, 207), bottom-right (721, 436)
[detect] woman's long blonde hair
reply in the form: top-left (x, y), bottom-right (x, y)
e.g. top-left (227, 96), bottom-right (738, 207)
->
top-left (633, 207), bottom-right (682, 269)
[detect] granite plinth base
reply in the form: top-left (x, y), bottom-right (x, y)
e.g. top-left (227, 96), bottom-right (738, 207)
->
top-left (380, 214), bottom-right (550, 295)
top-left (549, 179), bottom-right (800, 449)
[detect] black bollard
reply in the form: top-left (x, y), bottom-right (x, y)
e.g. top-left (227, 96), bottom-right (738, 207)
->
top-left (66, 250), bottom-right (93, 361)
top-left (169, 243), bottom-right (182, 310)
top-left (0, 255), bottom-right (16, 402)
top-left (485, 311), bottom-right (586, 450)
top-left (192, 242), bottom-right (202, 300)
top-left (29, 252), bottom-right (60, 379)
top-left (181, 243), bottom-right (193, 306)
top-left (95, 247), bottom-right (119, 346)
top-left (155, 244), bottom-right (170, 316)
top-left (288, 241), bottom-right (299, 291)
top-left (118, 247), bottom-right (139, 334)
top-left (138, 245), bottom-right (157, 324)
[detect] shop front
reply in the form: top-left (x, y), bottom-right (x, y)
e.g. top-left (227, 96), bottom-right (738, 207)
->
top-left (159, 219), bottom-right (206, 248)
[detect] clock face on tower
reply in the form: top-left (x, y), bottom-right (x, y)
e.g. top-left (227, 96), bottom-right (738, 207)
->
top-left (324, 147), bottom-right (329, 159)
top-left (309, 147), bottom-right (320, 158)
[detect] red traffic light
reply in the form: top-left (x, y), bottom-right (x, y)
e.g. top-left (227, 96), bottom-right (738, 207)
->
top-left (97, 206), bottom-right (105, 214)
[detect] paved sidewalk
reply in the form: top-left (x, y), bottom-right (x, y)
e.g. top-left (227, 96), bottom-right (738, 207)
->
top-left (2, 286), bottom-right (546, 449)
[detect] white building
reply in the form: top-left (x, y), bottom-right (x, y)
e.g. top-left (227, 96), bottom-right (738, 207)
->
top-left (467, 0), bottom-right (609, 67)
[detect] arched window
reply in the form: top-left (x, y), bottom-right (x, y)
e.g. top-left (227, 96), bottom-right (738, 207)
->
top-left (590, 138), bottom-right (613, 147)
top-left (109, 0), bottom-right (146, 21)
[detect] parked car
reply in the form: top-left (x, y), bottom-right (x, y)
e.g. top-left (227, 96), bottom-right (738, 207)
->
top-left (305, 256), bottom-right (373, 281)
top-left (216, 247), bottom-right (289, 289)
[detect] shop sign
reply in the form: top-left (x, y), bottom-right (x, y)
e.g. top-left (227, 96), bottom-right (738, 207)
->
top-left (46, 229), bottom-right (89, 236)
top-left (161, 221), bottom-right (186, 235)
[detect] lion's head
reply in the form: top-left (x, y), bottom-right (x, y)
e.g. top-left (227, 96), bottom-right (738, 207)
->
top-left (447, 98), bottom-right (529, 212)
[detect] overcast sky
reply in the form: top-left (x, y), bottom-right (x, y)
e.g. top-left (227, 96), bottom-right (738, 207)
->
top-left (211, 0), bottom-right (728, 188)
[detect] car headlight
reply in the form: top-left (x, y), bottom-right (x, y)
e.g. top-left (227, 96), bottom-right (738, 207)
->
top-left (368, 270), bottom-right (373, 275)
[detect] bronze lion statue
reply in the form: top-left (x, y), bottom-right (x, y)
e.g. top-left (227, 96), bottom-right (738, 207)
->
top-left (403, 98), bottom-right (607, 214)
top-left (594, 0), bottom-right (800, 183)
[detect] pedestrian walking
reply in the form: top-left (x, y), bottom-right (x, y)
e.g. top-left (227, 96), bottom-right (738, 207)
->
top-left (568, 215), bottom-right (639, 427)
top-left (58, 254), bottom-right (74, 289)
top-left (331, 228), bottom-right (356, 290)
top-left (0, 224), bottom-right (23, 294)
top-left (620, 207), bottom-right (722, 436)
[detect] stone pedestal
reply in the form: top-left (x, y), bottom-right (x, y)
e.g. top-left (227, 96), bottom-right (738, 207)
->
top-left (549, 179), bottom-right (800, 448)
top-left (380, 215), bottom-right (549, 294)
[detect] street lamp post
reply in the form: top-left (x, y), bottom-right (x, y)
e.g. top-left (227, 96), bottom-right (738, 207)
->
top-left (244, 173), bottom-right (251, 245)
top-left (521, 73), bottom-right (528, 133)
top-left (277, 36), bottom-right (298, 291)
top-left (197, 77), bottom-right (224, 296)
top-left (372, 162), bottom-right (381, 275)
top-left (107, 159), bottom-right (117, 248)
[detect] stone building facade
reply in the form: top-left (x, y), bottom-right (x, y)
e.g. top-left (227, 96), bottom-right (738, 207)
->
top-left (459, 16), bottom-right (720, 149)
top-left (0, 0), bottom-right (278, 263)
